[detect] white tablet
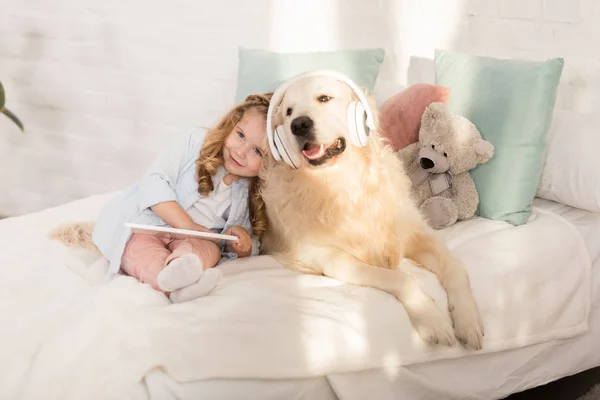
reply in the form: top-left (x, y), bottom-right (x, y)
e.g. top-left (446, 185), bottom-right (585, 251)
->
top-left (124, 223), bottom-right (239, 242)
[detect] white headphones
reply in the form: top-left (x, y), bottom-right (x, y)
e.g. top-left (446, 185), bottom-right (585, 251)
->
top-left (266, 69), bottom-right (376, 169)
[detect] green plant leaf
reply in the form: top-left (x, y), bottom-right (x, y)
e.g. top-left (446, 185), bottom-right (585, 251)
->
top-left (0, 81), bottom-right (5, 111)
top-left (2, 108), bottom-right (24, 132)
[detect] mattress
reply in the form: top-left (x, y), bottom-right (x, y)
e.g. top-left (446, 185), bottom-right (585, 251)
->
top-left (0, 195), bottom-right (596, 400)
top-left (139, 198), bottom-right (600, 400)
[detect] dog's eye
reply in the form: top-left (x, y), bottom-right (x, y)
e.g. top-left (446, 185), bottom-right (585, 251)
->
top-left (286, 107), bottom-right (293, 116)
top-left (431, 144), bottom-right (435, 149)
top-left (317, 95), bottom-right (332, 103)
top-left (443, 152), bottom-right (448, 157)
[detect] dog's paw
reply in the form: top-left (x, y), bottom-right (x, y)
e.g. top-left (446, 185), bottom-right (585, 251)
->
top-left (449, 293), bottom-right (484, 350)
top-left (409, 297), bottom-right (457, 347)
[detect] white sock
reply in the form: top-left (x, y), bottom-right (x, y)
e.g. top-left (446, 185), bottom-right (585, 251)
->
top-left (157, 254), bottom-right (204, 292)
top-left (169, 268), bottom-right (223, 303)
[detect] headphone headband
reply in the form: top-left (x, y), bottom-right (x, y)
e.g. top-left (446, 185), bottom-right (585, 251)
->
top-left (266, 69), bottom-right (376, 162)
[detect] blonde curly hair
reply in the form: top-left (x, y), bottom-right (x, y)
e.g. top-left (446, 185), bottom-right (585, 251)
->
top-left (195, 92), bottom-right (272, 239)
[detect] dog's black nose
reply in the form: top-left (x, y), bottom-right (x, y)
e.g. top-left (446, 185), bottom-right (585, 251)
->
top-left (420, 157), bottom-right (434, 170)
top-left (291, 116), bottom-right (314, 137)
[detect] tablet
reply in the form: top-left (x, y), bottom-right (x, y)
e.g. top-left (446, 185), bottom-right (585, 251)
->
top-left (124, 223), bottom-right (239, 242)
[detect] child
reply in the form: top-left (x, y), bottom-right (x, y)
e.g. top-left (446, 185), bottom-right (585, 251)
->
top-left (92, 93), bottom-right (272, 303)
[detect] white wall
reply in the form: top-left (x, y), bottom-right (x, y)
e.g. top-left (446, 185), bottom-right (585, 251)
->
top-left (383, 0), bottom-right (599, 112)
top-left (0, 0), bottom-right (596, 217)
top-left (0, 0), bottom-right (394, 216)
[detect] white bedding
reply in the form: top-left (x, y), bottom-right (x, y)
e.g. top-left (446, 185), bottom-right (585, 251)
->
top-left (141, 198), bottom-right (600, 400)
top-left (327, 198), bottom-right (600, 400)
top-left (0, 194), bottom-right (593, 399)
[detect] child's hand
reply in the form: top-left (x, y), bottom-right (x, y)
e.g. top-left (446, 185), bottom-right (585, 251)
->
top-left (178, 222), bottom-right (220, 243)
top-left (223, 225), bottom-right (252, 258)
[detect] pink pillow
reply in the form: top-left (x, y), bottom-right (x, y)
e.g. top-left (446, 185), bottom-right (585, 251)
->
top-left (378, 83), bottom-right (451, 151)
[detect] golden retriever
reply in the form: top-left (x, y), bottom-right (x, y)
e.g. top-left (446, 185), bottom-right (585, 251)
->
top-left (50, 72), bottom-right (484, 349)
top-left (259, 73), bottom-right (484, 349)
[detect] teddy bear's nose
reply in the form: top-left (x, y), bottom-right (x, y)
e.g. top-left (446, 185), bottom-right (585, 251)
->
top-left (420, 157), bottom-right (434, 170)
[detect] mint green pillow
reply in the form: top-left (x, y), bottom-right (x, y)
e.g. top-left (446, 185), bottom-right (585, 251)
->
top-left (234, 47), bottom-right (385, 103)
top-left (434, 49), bottom-right (564, 225)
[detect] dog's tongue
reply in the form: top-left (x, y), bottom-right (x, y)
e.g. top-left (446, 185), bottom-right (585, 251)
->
top-left (302, 143), bottom-right (327, 159)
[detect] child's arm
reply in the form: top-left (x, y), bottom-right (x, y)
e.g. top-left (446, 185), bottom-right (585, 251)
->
top-left (223, 225), bottom-right (252, 257)
top-left (151, 201), bottom-right (202, 230)
top-left (151, 201), bottom-right (220, 242)
top-left (223, 226), bottom-right (262, 257)
top-left (138, 130), bottom-right (206, 211)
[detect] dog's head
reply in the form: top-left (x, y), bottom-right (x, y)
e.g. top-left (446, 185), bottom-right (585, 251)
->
top-left (272, 74), bottom-right (369, 168)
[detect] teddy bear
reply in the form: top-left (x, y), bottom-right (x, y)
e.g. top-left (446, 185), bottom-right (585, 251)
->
top-left (397, 102), bottom-right (495, 229)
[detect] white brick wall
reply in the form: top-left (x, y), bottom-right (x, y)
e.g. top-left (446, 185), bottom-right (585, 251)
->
top-left (0, 0), bottom-right (392, 216)
top-left (384, 0), bottom-right (600, 115)
top-left (0, 0), bottom-right (595, 216)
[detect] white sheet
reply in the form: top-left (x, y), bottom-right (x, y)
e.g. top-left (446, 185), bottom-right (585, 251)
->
top-left (139, 370), bottom-right (337, 400)
top-left (327, 198), bottom-right (600, 400)
top-left (0, 194), bottom-right (593, 399)
top-left (140, 199), bottom-right (600, 400)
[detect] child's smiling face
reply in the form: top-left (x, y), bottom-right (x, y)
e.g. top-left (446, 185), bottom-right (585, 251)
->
top-left (222, 107), bottom-right (268, 178)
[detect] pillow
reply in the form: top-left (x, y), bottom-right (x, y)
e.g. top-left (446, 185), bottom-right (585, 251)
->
top-left (378, 83), bottom-right (451, 151)
top-left (234, 47), bottom-right (385, 103)
top-left (435, 49), bottom-right (564, 225)
top-left (371, 78), bottom-right (407, 106)
top-left (371, 75), bottom-right (406, 108)
top-left (537, 109), bottom-right (600, 213)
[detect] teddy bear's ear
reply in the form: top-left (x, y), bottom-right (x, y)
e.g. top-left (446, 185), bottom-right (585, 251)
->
top-left (420, 102), bottom-right (449, 139)
top-left (475, 138), bottom-right (495, 164)
top-left (421, 102), bottom-right (447, 123)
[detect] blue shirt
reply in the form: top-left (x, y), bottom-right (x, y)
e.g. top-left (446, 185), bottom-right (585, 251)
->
top-left (92, 128), bottom-right (260, 273)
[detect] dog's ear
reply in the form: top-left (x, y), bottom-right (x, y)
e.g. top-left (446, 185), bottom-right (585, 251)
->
top-left (259, 150), bottom-right (276, 173)
top-left (351, 87), bottom-right (362, 103)
top-left (353, 86), bottom-right (372, 104)
top-left (271, 93), bottom-right (285, 127)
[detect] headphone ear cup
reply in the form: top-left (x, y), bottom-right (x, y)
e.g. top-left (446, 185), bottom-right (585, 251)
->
top-left (269, 125), bottom-right (283, 162)
top-left (274, 125), bottom-right (301, 169)
top-left (347, 101), bottom-right (369, 147)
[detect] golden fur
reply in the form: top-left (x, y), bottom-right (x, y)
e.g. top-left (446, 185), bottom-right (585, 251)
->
top-left (48, 221), bottom-right (100, 253)
top-left (49, 79), bottom-right (484, 349)
top-left (259, 75), bottom-right (484, 349)
top-left (260, 125), bottom-right (411, 272)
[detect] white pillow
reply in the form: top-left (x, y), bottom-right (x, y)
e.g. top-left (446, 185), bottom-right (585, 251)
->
top-left (370, 78), bottom-right (406, 107)
top-left (537, 109), bottom-right (600, 213)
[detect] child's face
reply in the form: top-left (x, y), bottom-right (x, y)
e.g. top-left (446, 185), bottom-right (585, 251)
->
top-left (223, 107), bottom-right (268, 178)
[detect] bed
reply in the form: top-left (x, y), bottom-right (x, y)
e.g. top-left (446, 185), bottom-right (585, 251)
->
top-left (2, 67), bottom-right (599, 398)
top-left (0, 185), bottom-right (598, 400)
top-left (137, 199), bottom-right (600, 400)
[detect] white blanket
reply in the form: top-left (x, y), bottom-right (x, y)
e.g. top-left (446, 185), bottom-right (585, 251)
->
top-left (0, 194), bottom-right (592, 399)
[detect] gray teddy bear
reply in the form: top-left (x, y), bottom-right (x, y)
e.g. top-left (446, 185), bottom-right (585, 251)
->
top-left (397, 102), bottom-right (495, 229)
